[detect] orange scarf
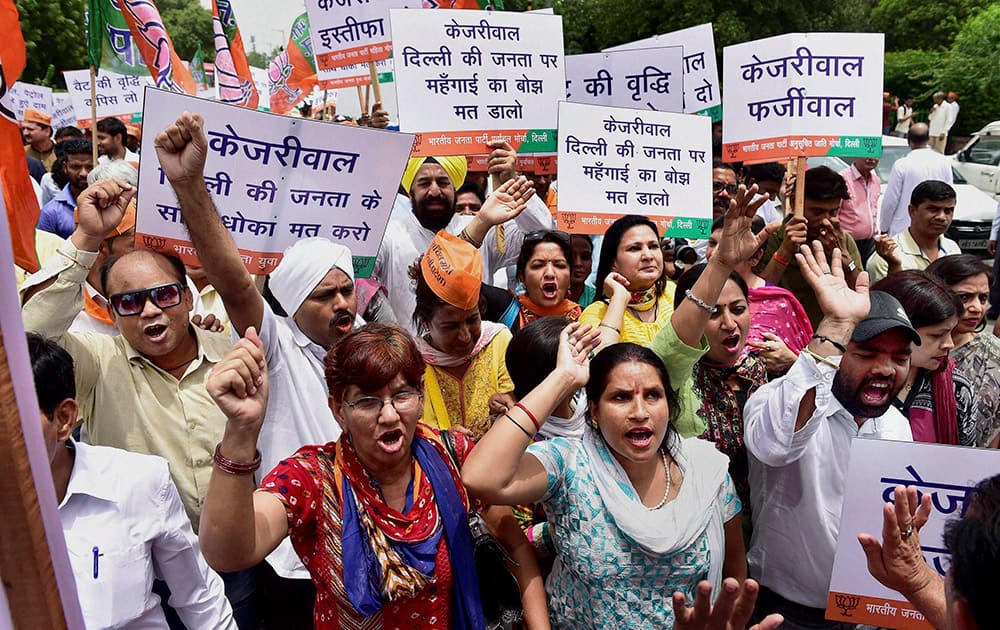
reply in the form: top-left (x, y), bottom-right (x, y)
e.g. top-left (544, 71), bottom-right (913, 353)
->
top-left (516, 294), bottom-right (582, 327)
top-left (83, 290), bottom-right (115, 327)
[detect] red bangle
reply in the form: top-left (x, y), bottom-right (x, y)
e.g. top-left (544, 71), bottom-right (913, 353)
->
top-left (213, 443), bottom-right (261, 476)
top-left (772, 251), bottom-right (791, 266)
top-left (514, 402), bottom-right (541, 431)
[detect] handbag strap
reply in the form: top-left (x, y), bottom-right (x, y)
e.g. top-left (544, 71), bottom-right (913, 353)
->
top-left (423, 368), bottom-right (452, 430)
top-left (440, 429), bottom-right (462, 472)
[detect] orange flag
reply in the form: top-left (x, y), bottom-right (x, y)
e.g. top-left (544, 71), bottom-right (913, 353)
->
top-left (268, 13), bottom-right (317, 115)
top-left (0, 0), bottom-right (40, 272)
top-left (117, 0), bottom-right (197, 94)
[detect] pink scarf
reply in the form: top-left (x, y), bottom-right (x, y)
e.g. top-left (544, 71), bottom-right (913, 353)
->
top-left (414, 321), bottom-right (506, 368)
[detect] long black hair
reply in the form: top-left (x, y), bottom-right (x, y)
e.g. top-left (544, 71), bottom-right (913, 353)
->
top-left (594, 215), bottom-right (665, 301)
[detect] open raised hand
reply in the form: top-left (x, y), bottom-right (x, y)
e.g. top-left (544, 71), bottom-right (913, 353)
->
top-left (712, 184), bottom-right (774, 269)
top-left (858, 485), bottom-right (935, 598)
top-left (477, 175), bottom-right (536, 227)
top-left (796, 240), bottom-right (870, 325)
top-left (554, 322), bottom-right (602, 391)
top-left (672, 579), bottom-right (783, 630)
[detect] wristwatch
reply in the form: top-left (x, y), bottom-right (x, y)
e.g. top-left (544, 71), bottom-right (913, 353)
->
top-left (844, 258), bottom-right (858, 273)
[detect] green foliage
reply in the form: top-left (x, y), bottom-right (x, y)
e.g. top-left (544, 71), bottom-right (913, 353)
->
top-left (159, 0), bottom-right (214, 62)
top-left (246, 47), bottom-right (283, 70)
top-left (872, 0), bottom-right (992, 51)
top-left (15, 0), bottom-right (87, 86)
top-left (940, 3), bottom-right (1000, 132)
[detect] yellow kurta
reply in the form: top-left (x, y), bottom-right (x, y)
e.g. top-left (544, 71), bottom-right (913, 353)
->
top-left (579, 283), bottom-right (677, 347)
top-left (421, 328), bottom-right (514, 440)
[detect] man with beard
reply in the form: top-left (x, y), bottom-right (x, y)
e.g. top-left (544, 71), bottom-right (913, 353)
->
top-left (38, 138), bottom-right (94, 238)
top-left (154, 113), bottom-right (362, 627)
top-left (744, 241), bottom-right (916, 630)
top-left (374, 142), bottom-right (550, 333)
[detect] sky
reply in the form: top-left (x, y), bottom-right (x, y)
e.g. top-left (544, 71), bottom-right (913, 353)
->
top-left (198, 0), bottom-right (306, 54)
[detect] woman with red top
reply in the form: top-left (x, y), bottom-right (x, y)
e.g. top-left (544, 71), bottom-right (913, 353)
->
top-left (199, 324), bottom-right (547, 629)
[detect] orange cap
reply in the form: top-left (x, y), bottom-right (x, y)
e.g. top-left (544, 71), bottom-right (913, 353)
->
top-left (421, 231), bottom-right (482, 311)
top-left (22, 108), bottom-right (52, 127)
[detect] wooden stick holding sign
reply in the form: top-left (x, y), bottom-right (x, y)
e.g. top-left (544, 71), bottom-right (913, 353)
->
top-left (794, 157), bottom-right (806, 218)
top-left (89, 65), bottom-right (98, 164)
top-left (356, 86), bottom-right (365, 117)
top-left (367, 61), bottom-right (381, 106)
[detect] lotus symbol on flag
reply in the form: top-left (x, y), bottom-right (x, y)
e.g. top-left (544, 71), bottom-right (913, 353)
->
top-left (835, 594), bottom-right (860, 617)
top-left (268, 51), bottom-right (300, 103)
top-left (121, 0), bottom-right (184, 92)
top-left (213, 15), bottom-right (255, 106)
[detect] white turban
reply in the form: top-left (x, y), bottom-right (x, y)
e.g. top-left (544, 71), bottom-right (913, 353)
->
top-left (269, 238), bottom-right (354, 316)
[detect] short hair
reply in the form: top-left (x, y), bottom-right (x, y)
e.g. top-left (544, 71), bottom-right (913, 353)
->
top-left (907, 125), bottom-right (930, 145)
top-left (871, 270), bottom-right (963, 329)
top-left (506, 317), bottom-right (565, 399)
top-left (711, 159), bottom-right (738, 178)
top-left (926, 254), bottom-right (994, 287)
top-left (324, 323), bottom-right (425, 402)
top-left (455, 182), bottom-right (484, 203)
top-left (100, 250), bottom-right (187, 295)
top-left (943, 474), bottom-right (1000, 630)
top-left (744, 162), bottom-right (786, 185)
top-left (60, 137), bottom-right (92, 158)
top-left (585, 343), bottom-right (680, 454)
top-left (910, 180), bottom-right (956, 207)
top-left (407, 257), bottom-right (485, 331)
top-left (87, 160), bottom-right (139, 187)
top-left (804, 165), bottom-right (850, 201)
top-left (54, 126), bottom-right (83, 141)
top-left (50, 155), bottom-right (69, 188)
top-left (96, 117), bottom-right (127, 141)
top-left (516, 230), bottom-right (573, 283)
top-left (932, 91), bottom-right (946, 100)
top-left (594, 215), bottom-right (665, 301)
top-left (26, 333), bottom-right (75, 418)
top-left (672, 262), bottom-right (749, 310)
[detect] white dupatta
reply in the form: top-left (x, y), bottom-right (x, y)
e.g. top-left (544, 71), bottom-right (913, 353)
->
top-left (581, 427), bottom-right (731, 593)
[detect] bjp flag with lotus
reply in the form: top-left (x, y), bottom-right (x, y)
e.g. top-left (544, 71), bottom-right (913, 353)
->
top-left (269, 13), bottom-right (318, 115)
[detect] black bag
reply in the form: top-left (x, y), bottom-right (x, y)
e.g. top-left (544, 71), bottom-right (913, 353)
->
top-left (440, 430), bottom-right (525, 630)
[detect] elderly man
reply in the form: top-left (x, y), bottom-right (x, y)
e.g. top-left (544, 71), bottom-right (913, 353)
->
top-left (21, 108), bottom-right (56, 170)
top-left (375, 143), bottom-right (549, 331)
top-left (745, 242), bottom-right (916, 629)
top-left (20, 179), bottom-right (255, 627)
top-left (27, 333), bottom-right (237, 630)
top-left (867, 180), bottom-right (961, 282)
top-left (927, 92), bottom-right (954, 154)
top-left (879, 124), bottom-right (954, 238)
top-left (838, 156), bottom-right (882, 263)
top-left (38, 137), bottom-right (93, 238)
top-left (153, 112), bottom-right (363, 626)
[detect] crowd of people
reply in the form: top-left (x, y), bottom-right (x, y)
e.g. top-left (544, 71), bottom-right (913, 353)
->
top-left (12, 79), bottom-right (1000, 630)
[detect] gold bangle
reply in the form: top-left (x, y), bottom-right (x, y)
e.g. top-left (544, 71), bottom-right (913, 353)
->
top-left (803, 348), bottom-right (840, 370)
top-left (599, 322), bottom-right (620, 334)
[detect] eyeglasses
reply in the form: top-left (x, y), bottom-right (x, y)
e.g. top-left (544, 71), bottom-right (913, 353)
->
top-left (712, 182), bottom-right (740, 196)
top-left (343, 391), bottom-right (423, 419)
top-left (524, 230), bottom-right (571, 244)
top-left (108, 282), bottom-right (184, 317)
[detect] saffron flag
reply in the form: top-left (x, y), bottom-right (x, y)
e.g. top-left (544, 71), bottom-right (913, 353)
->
top-left (446, 0), bottom-right (504, 8)
top-left (114, 0), bottom-right (196, 94)
top-left (191, 43), bottom-right (209, 90)
top-left (87, 0), bottom-right (146, 75)
top-left (212, 0), bottom-right (259, 109)
top-left (268, 14), bottom-right (318, 115)
top-left (0, 0), bottom-right (40, 272)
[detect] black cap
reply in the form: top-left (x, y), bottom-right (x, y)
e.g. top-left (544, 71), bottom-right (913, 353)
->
top-left (851, 291), bottom-right (922, 345)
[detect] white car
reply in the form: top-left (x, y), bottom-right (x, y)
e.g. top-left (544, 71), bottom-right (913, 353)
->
top-left (953, 121), bottom-right (1000, 200)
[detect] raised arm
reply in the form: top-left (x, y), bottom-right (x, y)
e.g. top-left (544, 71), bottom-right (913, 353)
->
top-left (199, 328), bottom-right (288, 572)
top-left (462, 323), bottom-right (600, 506)
top-left (759, 216), bottom-right (806, 285)
top-left (155, 112), bottom-right (263, 335)
top-left (460, 175), bottom-right (536, 247)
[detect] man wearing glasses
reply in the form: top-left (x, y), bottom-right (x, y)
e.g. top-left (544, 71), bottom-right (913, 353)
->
top-left (20, 179), bottom-right (255, 627)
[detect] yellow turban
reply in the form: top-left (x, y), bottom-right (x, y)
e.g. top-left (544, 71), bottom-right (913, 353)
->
top-left (401, 156), bottom-right (468, 193)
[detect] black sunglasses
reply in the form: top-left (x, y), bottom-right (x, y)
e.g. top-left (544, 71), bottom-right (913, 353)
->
top-left (108, 282), bottom-right (184, 317)
top-left (524, 229), bottom-right (571, 244)
top-left (713, 181), bottom-right (740, 196)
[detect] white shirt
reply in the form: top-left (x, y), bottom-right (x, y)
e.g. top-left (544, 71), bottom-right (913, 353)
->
top-left (61, 441), bottom-right (236, 630)
top-left (878, 147), bottom-right (954, 236)
top-left (97, 148), bottom-right (140, 164)
top-left (990, 200), bottom-right (1000, 241)
top-left (255, 302), bottom-right (345, 579)
top-left (373, 192), bottom-right (553, 333)
top-left (40, 172), bottom-right (62, 206)
top-left (744, 352), bottom-right (913, 608)
top-left (928, 102), bottom-right (953, 136)
top-left (895, 104), bottom-right (913, 134)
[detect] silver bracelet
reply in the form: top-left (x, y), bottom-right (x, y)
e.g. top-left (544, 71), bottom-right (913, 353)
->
top-left (684, 289), bottom-right (717, 314)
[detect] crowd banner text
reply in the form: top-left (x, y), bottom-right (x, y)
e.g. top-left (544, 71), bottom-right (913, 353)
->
top-left (305, 0), bottom-right (411, 82)
top-left (565, 46), bottom-right (684, 114)
top-left (62, 68), bottom-right (151, 125)
top-left (2, 81), bottom-right (53, 119)
top-left (135, 88), bottom-right (415, 277)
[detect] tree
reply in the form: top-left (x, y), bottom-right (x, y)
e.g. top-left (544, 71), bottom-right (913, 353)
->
top-left (159, 0), bottom-right (214, 62)
top-left (871, 0), bottom-right (992, 51)
top-left (15, 0), bottom-right (87, 86)
top-left (940, 3), bottom-right (1000, 132)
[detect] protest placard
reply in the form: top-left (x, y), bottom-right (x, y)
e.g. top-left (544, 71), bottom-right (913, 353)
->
top-left (466, 153), bottom-right (556, 174)
top-left (62, 69), bottom-right (151, 125)
top-left (2, 82), bottom-right (53, 119)
top-left (565, 47), bottom-right (684, 113)
top-left (306, 0), bottom-right (411, 80)
top-left (50, 94), bottom-right (77, 131)
top-left (318, 57), bottom-right (394, 91)
top-left (556, 101), bottom-right (711, 237)
top-left (135, 88), bottom-right (415, 276)
top-left (606, 23), bottom-right (721, 120)
top-left (390, 8), bottom-right (564, 156)
top-left (826, 438), bottom-right (1000, 629)
top-left (722, 33), bottom-right (884, 163)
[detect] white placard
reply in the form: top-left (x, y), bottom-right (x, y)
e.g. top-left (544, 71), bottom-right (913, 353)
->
top-left (606, 23), bottom-right (721, 118)
top-left (50, 94), bottom-right (77, 130)
top-left (722, 32), bottom-right (884, 163)
top-left (135, 88), bottom-right (415, 277)
top-left (62, 69), bottom-right (152, 124)
top-left (565, 47), bottom-right (684, 113)
top-left (2, 82), bottom-right (53, 119)
top-left (826, 438), bottom-right (1000, 629)
top-left (390, 8), bottom-right (564, 156)
top-left (556, 101), bottom-right (712, 237)
top-left (306, 0), bottom-right (411, 78)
